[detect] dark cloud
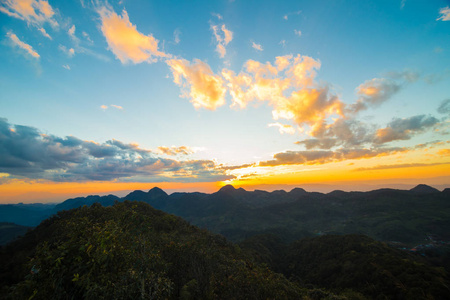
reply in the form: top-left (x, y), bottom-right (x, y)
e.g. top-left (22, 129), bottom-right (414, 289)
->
top-left (438, 99), bottom-right (450, 114)
top-left (0, 118), bottom-right (228, 183)
top-left (347, 78), bottom-right (401, 114)
top-left (374, 115), bottom-right (439, 144)
top-left (259, 147), bottom-right (405, 167)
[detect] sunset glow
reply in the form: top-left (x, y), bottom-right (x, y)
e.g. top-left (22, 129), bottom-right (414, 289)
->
top-left (1, 0), bottom-right (449, 203)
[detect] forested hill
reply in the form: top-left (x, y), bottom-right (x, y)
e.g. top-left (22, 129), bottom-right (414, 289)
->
top-left (2, 184), bottom-right (449, 247)
top-left (2, 201), bottom-right (450, 299)
top-left (0, 201), bottom-right (344, 299)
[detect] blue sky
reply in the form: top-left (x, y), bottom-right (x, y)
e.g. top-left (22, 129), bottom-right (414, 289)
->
top-left (0, 0), bottom-right (449, 202)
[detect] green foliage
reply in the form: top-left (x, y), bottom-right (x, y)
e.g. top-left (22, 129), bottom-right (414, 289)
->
top-left (281, 235), bottom-right (450, 299)
top-left (1, 201), bottom-right (308, 299)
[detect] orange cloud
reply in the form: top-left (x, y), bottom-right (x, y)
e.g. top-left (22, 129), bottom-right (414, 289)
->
top-left (157, 146), bottom-right (194, 156)
top-left (166, 58), bottom-right (227, 110)
top-left (0, 0), bottom-right (58, 27)
top-left (98, 6), bottom-right (166, 64)
top-left (6, 31), bottom-right (39, 58)
top-left (259, 147), bottom-right (407, 167)
top-left (211, 24), bottom-right (233, 58)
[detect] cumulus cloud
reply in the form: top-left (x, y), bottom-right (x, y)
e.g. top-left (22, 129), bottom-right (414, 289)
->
top-left (0, 118), bottom-right (230, 182)
top-left (374, 115), bottom-right (439, 144)
top-left (259, 147), bottom-right (406, 167)
top-left (97, 5), bottom-right (167, 64)
top-left (6, 31), bottom-right (39, 58)
top-left (166, 58), bottom-right (227, 110)
top-left (211, 24), bottom-right (233, 58)
top-left (437, 6), bottom-right (450, 21)
top-left (348, 77), bottom-right (401, 113)
top-left (252, 42), bottom-right (263, 51)
top-left (222, 54), bottom-right (344, 132)
top-left (0, 0), bottom-right (58, 27)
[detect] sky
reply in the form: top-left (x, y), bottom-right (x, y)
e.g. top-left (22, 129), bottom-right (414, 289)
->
top-left (0, 0), bottom-right (450, 203)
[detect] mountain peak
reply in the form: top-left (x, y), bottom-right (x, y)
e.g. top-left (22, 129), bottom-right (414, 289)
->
top-left (148, 187), bottom-right (168, 197)
top-left (410, 184), bottom-right (439, 194)
top-left (218, 185), bottom-right (236, 193)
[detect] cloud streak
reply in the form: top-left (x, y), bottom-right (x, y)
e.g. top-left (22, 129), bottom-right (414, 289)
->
top-left (6, 31), bottom-right (40, 58)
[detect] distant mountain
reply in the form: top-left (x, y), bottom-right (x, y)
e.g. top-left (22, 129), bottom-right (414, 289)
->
top-left (410, 184), bottom-right (440, 194)
top-left (53, 194), bottom-right (121, 211)
top-left (1, 184), bottom-right (449, 247)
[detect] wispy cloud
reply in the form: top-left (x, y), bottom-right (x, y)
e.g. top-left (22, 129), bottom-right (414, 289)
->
top-left (97, 5), bottom-right (167, 64)
top-left (294, 29), bottom-right (302, 37)
top-left (283, 10), bottom-right (301, 20)
top-left (101, 105), bottom-right (123, 110)
top-left (354, 162), bottom-right (449, 172)
top-left (38, 27), bottom-right (52, 39)
top-left (374, 115), bottom-right (439, 144)
top-left (59, 44), bottom-right (75, 57)
top-left (0, 0), bottom-right (58, 27)
top-left (268, 123), bottom-right (295, 134)
top-left (6, 31), bottom-right (39, 58)
top-left (437, 6), bottom-right (450, 21)
top-left (437, 99), bottom-right (450, 114)
top-left (252, 42), bottom-right (263, 51)
top-left (347, 77), bottom-right (402, 113)
top-left (173, 28), bottom-right (181, 44)
top-left (62, 64), bottom-right (70, 70)
top-left (259, 147), bottom-right (406, 167)
top-left (111, 104), bottom-right (123, 110)
top-left (211, 12), bottom-right (223, 20)
top-left (157, 146), bottom-right (194, 156)
top-left (211, 24), bottom-right (233, 58)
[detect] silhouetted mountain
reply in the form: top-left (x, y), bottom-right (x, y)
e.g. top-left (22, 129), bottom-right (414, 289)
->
top-left (410, 184), bottom-right (440, 194)
top-left (53, 194), bottom-right (120, 211)
top-left (1, 184), bottom-right (449, 247)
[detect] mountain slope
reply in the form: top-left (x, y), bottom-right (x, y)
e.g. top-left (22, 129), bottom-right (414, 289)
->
top-left (0, 201), bottom-right (309, 299)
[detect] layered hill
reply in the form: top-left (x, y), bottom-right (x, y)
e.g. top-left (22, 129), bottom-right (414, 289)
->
top-left (1, 184), bottom-right (449, 247)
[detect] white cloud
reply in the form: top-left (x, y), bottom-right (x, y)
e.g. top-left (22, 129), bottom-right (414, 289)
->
top-left (294, 29), bottom-right (302, 37)
top-left (252, 42), bottom-right (263, 51)
top-left (62, 64), bottom-right (70, 70)
top-left (6, 31), bottom-right (39, 58)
